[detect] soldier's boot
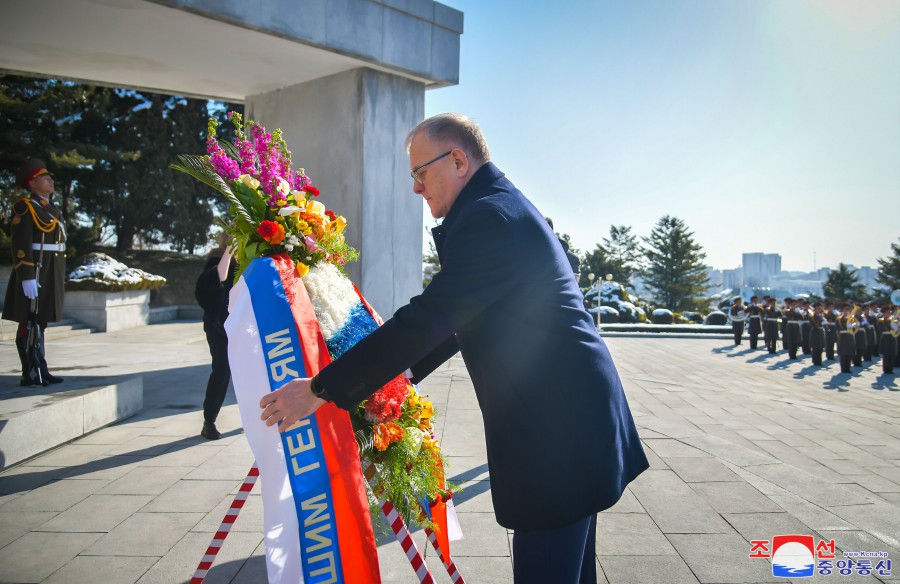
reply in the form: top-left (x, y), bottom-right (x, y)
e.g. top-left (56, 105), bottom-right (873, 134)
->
top-left (39, 354), bottom-right (64, 385)
top-left (15, 334), bottom-right (40, 386)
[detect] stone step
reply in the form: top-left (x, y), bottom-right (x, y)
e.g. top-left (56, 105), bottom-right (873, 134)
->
top-left (0, 375), bottom-right (143, 470)
top-left (0, 319), bottom-right (95, 342)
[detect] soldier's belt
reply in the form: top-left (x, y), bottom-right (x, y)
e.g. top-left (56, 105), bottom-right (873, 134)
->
top-left (32, 243), bottom-right (66, 252)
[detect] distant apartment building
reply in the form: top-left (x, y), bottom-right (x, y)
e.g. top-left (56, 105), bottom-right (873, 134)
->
top-left (741, 252), bottom-right (782, 287)
top-left (722, 268), bottom-right (743, 290)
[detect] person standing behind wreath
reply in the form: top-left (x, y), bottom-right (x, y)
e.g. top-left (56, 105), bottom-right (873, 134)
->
top-left (729, 296), bottom-right (746, 345)
top-left (195, 234), bottom-right (237, 440)
top-left (2, 158), bottom-right (66, 386)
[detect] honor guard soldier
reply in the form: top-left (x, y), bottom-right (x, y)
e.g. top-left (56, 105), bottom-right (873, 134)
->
top-left (2, 158), bottom-right (66, 386)
top-left (864, 303), bottom-right (879, 358)
top-left (836, 303), bottom-right (858, 373)
top-left (853, 304), bottom-right (869, 364)
top-left (799, 299), bottom-right (812, 355)
top-left (879, 305), bottom-right (898, 374)
top-left (746, 295), bottom-right (763, 350)
top-left (809, 302), bottom-right (827, 366)
top-left (764, 296), bottom-right (780, 354)
top-left (729, 296), bottom-right (746, 345)
top-left (823, 300), bottom-right (838, 361)
top-left (783, 298), bottom-right (802, 359)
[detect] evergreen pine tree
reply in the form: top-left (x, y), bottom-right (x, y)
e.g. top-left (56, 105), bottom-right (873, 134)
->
top-left (823, 263), bottom-right (868, 301)
top-left (876, 238), bottom-right (900, 293)
top-left (578, 244), bottom-right (618, 289)
top-left (641, 215), bottom-right (710, 311)
top-left (602, 224), bottom-right (641, 287)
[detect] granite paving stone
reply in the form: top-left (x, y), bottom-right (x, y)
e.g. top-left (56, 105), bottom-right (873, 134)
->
top-left (690, 482), bottom-right (785, 514)
top-left (0, 531), bottom-right (102, 582)
top-left (8, 478), bottom-right (109, 512)
top-left (645, 438), bottom-right (713, 458)
top-left (140, 479), bottom-right (237, 513)
top-left (83, 511), bottom-right (205, 557)
top-left (100, 465), bottom-right (190, 495)
top-left (36, 494), bottom-right (154, 533)
top-left (135, 531), bottom-right (261, 584)
top-left (597, 513), bottom-right (678, 556)
top-left (599, 555), bottom-right (700, 584)
top-left (44, 555), bottom-right (158, 584)
top-left (667, 532), bottom-right (776, 583)
top-left (666, 457), bottom-right (743, 483)
top-left (0, 510), bottom-right (57, 549)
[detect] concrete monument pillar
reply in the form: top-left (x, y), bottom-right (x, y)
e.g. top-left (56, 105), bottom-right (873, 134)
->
top-left (247, 68), bottom-right (425, 316)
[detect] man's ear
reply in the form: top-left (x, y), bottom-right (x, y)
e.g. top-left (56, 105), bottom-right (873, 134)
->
top-left (451, 148), bottom-right (469, 177)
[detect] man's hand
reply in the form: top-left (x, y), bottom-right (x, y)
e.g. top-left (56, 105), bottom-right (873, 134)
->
top-left (259, 377), bottom-right (325, 430)
top-left (22, 279), bottom-right (38, 299)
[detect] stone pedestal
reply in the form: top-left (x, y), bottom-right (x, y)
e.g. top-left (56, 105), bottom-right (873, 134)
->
top-left (64, 290), bottom-right (150, 332)
top-left (247, 67), bottom-right (425, 316)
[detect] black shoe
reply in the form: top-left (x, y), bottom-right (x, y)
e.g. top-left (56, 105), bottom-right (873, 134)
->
top-left (201, 422), bottom-right (221, 440)
top-left (20, 375), bottom-right (39, 387)
top-left (42, 373), bottom-right (63, 384)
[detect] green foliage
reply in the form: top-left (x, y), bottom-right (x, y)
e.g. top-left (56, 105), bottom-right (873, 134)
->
top-left (1, 73), bottom-right (239, 253)
top-left (641, 215), bottom-right (710, 312)
top-left (578, 244), bottom-right (618, 289)
top-left (602, 225), bottom-right (642, 287)
top-left (876, 238), bottom-right (900, 293)
top-left (823, 263), bottom-right (868, 301)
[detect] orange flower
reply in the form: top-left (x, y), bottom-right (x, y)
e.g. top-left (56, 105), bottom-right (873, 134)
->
top-left (373, 422), bottom-right (405, 451)
top-left (257, 220), bottom-right (285, 245)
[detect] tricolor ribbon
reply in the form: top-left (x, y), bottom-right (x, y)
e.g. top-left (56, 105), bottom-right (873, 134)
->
top-left (226, 255), bottom-right (380, 584)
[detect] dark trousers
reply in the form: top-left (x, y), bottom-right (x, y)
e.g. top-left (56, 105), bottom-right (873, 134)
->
top-left (513, 514), bottom-right (597, 584)
top-left (203, 329), bottom-right (231, 424)
top-left (884, 354), bottom-right (895, 374)
top-left (732, 321), bottom-right (744, 345)
top-left (812, 348), bottom-right (823, 366)
top-left (840, 354), bottom-right (852, 373)
top-left (801, 323), bottom-right (811, 354)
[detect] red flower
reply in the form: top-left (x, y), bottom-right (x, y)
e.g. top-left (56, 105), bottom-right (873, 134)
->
top-left (302, 185), bottom-right (320, 197)
top-left (325, 209), bottom-right (337, 221)
top-left (257, 220), bottom-right (285, 245)
top-left (364, 375), bottom-right (409, 423)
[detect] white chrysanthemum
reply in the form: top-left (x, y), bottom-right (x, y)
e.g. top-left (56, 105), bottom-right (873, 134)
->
top-left (301, 262), bottom-right (359, 340)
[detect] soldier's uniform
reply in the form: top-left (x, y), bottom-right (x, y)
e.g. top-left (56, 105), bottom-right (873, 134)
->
top-left (747, 296), bottom-right (763, 350)
top-left (836, 306), bottom-right (858, 374)
top-left (824, 303), bottom-right (838, 361)
top-left (729, 298), bottom-right (746, 345)
top-left (854, 308), bottom-right (869, 365)
top-left (879, 307), bottom-right (898, 375)
top-left (1, 158), bottom-right (66, 386)
top-left (783, 300), bottom-right (802, 360)
top-left (864, 305), bottom-right (879, 358)
top-left (809, 304), bottom-right (827, 366)
top-left (764, 299), bottom-right (780, 354)
top-left (800, 301), bottom-right (812, 355)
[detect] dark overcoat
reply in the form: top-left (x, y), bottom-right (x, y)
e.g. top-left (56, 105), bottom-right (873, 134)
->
top-left (2, 194), bottom-right (66, 324)
top-left (318, 162), bottom-right (649, 531)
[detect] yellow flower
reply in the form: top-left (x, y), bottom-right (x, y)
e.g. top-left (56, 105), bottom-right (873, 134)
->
top-left (306, 199), bottom-right (326, 219)
top-left (239, 174), bottom-right (260, 190)
top-left (422, 435), bottom-right (440, 454)
top-left (332, 216), bottom-right (348, 234)
top-left (276, 199), bottom-right (287, 207)
top-left (295, 219), bottom-right (312, 236)
top-left (295, 262), bottom-right (309, 277)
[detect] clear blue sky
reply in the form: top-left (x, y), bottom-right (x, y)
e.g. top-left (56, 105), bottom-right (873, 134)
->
top-left (425, 0), bottom-right (900, 273)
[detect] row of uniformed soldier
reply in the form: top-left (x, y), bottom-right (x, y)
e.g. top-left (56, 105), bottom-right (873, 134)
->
top-left (729, 295), bottom-right (898, 374)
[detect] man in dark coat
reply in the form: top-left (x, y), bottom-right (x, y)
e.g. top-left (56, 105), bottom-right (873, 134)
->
top-left (258, 114), bottom-right (649, 584)
top-left (2, 158), bottom-right (66, 386)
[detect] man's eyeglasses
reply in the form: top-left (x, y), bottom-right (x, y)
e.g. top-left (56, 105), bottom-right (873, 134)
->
top-left (410, 150), bottom-right (452, 185)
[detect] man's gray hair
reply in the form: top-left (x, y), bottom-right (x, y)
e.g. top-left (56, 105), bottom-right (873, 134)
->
top-left (405, 113), bottom-right (491, 164)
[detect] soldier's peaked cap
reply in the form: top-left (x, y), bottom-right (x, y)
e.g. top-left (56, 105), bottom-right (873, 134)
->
top-left (16, 158), bottom-right (51, 188)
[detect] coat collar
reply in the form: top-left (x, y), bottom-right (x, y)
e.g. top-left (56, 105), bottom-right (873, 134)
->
top-left (431, 161), bottom-right (504, 252)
